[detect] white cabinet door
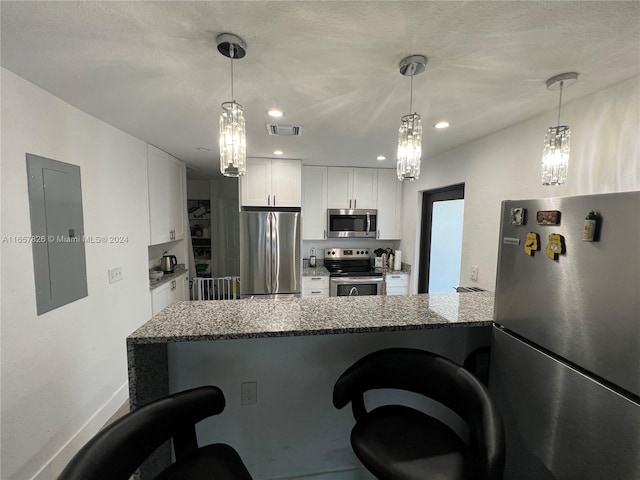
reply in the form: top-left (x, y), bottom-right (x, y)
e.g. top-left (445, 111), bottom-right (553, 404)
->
top-left (302, 166), bottom-right (328, 240)
top-left (151, 281), bottom-right (172, 316)
top-left (240, 158), bottom-right (271, 207)
top-left (240, 159), bottom-right (301, 207)
top-left (272, 159), bottom-right (301, 207)
top-left (352, 168), bottom-right (378, 209)
top-left (151, 273), bottom-right (188, 316)
top-left (148, 145), bottom-right (186, 245)
top-left (327, 167), bottom-right (354, 209)
top-left (148, 147), bottom-right (169, 244)
top-left (376, 169), bottom-right (402, 239)
top-left (327, 167), bottom-right (377, 209)
top-left (171, 273), bottom-right (188, 303)
top-left (166, 156), bottom-right (185, 241)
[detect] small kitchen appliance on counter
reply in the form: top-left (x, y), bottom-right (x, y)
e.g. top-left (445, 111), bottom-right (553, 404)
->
top-left (160, 252), bottom-right (177, 273)
top-left (324, 248), bottom-right (383, 296)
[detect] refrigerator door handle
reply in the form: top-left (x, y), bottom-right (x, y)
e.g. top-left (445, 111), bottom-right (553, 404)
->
top-left (271, 212), bottom-right (279, 293)
top-left (265, 212), bottom-right (272, 294)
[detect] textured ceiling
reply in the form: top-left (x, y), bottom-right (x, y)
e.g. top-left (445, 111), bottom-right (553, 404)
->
top-left (2, 1), bottom-right (639, 178)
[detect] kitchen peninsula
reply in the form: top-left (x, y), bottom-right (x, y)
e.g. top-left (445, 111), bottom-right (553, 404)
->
top-left (127, 292), bottom-right (494, 478)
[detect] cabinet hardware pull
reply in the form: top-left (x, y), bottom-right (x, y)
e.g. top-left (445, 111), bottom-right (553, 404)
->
top-left (354, 199), bottom-right (357, 209)
top-left (273, 195), bottom-right (276, 206)
top-left (267, 194), bottom-right (270, 206)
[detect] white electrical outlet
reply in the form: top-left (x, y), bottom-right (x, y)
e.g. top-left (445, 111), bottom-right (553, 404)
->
top-left (108, 266), bottom-right (123, 284)
top-left (470, 265), bottom-right (479, 282)
top-left (241, 382), bottom-right (258, 405)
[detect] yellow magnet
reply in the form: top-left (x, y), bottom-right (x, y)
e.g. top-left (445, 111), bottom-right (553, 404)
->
top-left (524, 232), bottom-right (540, 256)
top-left (546, 233), bottom-right (565, 260)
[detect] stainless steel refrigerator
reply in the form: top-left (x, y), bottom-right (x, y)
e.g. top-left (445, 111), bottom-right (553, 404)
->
top-left (239, 210), bottom-right (301, 298)
top-left (489, 191), bottom-right (640, 479)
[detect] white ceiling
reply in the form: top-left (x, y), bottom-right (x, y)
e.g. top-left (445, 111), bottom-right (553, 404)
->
top-left (2, 1), bottom-right (639, 178)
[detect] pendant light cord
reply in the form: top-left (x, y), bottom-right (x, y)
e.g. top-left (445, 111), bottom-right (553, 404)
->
top-left (556, 80), bottom-right (564, 127)
top-left (230, 44), bottom-right (235, 102)
top-left (409, 75), bottom-right (414, 114)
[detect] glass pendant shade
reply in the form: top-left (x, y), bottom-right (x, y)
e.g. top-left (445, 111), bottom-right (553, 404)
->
top-left (219, 101), bottom-right (246, 177)
top-left (541, 125), bottom-right (570, 186)
top-left (397, 113), bottom-right (422, 181)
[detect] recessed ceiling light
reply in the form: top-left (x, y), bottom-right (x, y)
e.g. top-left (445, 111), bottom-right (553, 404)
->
top-left (196, 147), bottom-right (211, 151)
top-left (434, 121), bottom-right (450, 129)
top-left (273, 150), bottom-right (284, 155)
top-left (268, 109), bottom-right (284, 118)
top-left (377, 155), bottom-right (386, 161)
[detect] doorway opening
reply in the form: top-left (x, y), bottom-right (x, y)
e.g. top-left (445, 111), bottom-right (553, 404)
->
top-left (418, 184), bottom-right (465, 293)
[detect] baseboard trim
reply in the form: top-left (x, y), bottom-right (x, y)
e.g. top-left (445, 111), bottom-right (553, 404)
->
top-left (30, 382), bottom-right (129, 480)
top-left (269, 466), bottom-right (371, 480)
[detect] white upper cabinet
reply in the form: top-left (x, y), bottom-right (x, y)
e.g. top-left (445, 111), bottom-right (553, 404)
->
top-left (240, 158), bottom-right (301, 207)
top-left (147, 144), bottom-right (186, 245)
top-left (376, 169), bottom-right (403, 239)
top-left (327, 167), bottom-right (378, 210)
top-left (302, 166), bottom-right (328, 240)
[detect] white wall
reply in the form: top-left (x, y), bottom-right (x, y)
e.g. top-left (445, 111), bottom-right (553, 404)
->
top-left (1, 69), bottom-right (153, 479)
top-left (401, 76), bottom-right (640, 292)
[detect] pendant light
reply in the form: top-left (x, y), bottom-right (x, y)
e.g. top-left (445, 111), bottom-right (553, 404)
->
top-left (217, 33), bottom-right (247, 177)
top-left (397, 55), bottom-right (427, 181)
top-left (541, 72), bottom-right (578, 186)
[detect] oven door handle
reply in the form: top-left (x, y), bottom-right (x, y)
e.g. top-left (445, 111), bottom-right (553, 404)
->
top-left (330, 276), bottom-right (384, 285)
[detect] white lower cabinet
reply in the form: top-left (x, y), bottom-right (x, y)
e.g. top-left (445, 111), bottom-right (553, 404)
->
top-left (302, 275), bottom-right (329, 298)
top-left (151, 273), bottom-right (188, 315)
top-left (385, 272), bottom-right (409, 296)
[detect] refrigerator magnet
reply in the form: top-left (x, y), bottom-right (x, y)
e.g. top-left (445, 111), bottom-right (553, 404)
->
top-left (524, 232), bottom-right (540, 256)
top-left (545, 233), bottom-right (566, 260)
top-left (537, 210), bottom-right (561, 225)
top-left (583, 211), bottom-right (600, 242)
top-left (509, 207), bottom-right (526, 226)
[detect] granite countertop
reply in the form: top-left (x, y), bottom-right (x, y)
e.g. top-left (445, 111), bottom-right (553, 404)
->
top-left (149, 265), bottom-right (188, 291)
top-left (302, 266), bottom-right (330, 277)
top-left (128, 291), bottom-right (494, 344)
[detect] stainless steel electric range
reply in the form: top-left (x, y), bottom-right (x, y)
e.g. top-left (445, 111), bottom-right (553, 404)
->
top-left (323, 248), bottom-right (383, 297)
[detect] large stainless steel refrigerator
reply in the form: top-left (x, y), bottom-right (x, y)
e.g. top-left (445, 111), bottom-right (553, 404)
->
top-left (490, 191), bottom-right (640, 479)
top-left (239, 210), bottom-right (301, 298)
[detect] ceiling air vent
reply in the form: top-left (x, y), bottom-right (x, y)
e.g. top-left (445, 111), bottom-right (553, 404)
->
top-left (266, 124), bottom-right (303, 136)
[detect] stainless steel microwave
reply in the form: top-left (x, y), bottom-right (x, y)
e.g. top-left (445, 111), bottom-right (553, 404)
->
top-left (327, 209), bottom-right (377, 238)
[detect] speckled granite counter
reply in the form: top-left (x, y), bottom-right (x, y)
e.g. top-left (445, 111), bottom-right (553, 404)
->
top-left (129, 291), bottom-right (492, 344)
top-left (127, 292), bottom-right (493, 478)
top-left (302, 266), bottom-right (330, 277)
